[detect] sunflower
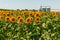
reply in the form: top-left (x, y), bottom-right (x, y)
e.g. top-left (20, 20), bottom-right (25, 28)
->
top-left (22, 11), bottom-right (27, 15)
top-left (35, 12), bottom-right (40, 17)
top-left (10, 17), bottom-right (16, 23)
top-left (29, 11), bottom-right (34, 16)
top-left (2, 13), bottom-right (6, 16)
top-left (6, 13), bottom-right (10, 16)
top-left (55, 12), bottom-right (59, 15)
top-left (18, 17), bottom-right (24, 24)
top-left (50, 12), bottom-right (55, 15)
top-left (35, 17), bottom-right (40, 23)
top-left (17, 16), bottom-right (22, 20)
top-left (26, 17), bottom-right (31, 24)
top-left (30, 17), bottom-right (33, 21)
top-left (10, 13), bottom-right (13, 15)
top-left (28, 16), bottom-right (33, 22)
top-left (5, 16), bottom-right (10, 22)
top-left (0, 16), bottom-right (3, 20)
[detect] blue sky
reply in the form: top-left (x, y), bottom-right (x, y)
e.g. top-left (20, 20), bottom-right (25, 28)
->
top-left (0, 0), bottom-right (60, 10)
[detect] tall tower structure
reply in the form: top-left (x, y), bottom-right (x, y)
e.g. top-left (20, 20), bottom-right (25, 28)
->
top-left (39, 6), bottom-right (51, 12)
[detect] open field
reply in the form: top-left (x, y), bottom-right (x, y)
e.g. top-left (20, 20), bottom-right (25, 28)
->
top-left (0, 10), bottom-right (60, 40)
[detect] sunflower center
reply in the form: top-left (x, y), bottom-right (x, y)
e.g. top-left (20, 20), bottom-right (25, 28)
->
top-left (12, 18), bottom-right (15, 21)
top-left (37, 18), bottom-right (39, 20)
top-left (20, 19), bottom-right (23, 22)
top-left (36, 14), bottom-right (39, 16)
top-left (27, 19), bottom-right (31, 22)
top-left (18, 17), bottom-right (20, 19)
top-left (7, 14), bottom-right (10, 16)
top-left (7, 18), bottom-right (9, 20)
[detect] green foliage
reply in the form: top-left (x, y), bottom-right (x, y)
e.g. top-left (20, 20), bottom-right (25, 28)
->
top-left (0, 14), bottom-right (60, 40)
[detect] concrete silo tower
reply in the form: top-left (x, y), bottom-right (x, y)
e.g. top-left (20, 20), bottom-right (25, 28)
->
top-left (39, 6), bottom-right (51, 12)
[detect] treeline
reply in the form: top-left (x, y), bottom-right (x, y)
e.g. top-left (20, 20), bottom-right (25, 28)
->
top-left (0, 8), bottom-right (51, 12)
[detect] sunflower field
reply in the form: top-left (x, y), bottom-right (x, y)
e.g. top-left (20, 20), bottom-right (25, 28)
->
top-left (0, 10), bottom-right (60, 40)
